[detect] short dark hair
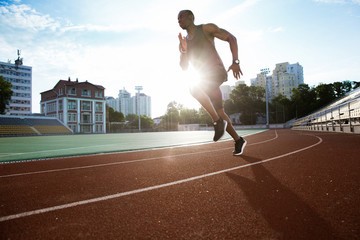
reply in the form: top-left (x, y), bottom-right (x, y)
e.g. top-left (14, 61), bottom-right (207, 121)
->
top-left (180, 10), bottom-right (195, 21)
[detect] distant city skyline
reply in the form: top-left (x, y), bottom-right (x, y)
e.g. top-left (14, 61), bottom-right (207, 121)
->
top-left (106, 87), bottom-right (151, 118)
top-left (1, 0), bottom-right (359, 117)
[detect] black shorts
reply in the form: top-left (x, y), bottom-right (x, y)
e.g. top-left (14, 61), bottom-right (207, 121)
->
top-left (200, 71), bottom-right (228, 110)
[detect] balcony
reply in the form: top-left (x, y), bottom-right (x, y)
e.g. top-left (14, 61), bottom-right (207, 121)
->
top-left (80, 121), bottom-right (94, 125)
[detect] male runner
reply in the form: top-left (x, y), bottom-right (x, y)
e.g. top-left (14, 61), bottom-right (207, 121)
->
top-left (177, 10), bottom-right (246, 155)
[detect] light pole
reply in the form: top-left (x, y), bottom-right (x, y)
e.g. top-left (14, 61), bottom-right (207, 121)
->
top-left (260, 68), bottom-right (270, 128)
top-left (135, 86), bottom-right (143, 132)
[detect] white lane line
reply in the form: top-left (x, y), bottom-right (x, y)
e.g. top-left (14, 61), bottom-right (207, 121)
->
top-left (0, 134), bottom-right (322, 222)
top-left (1, 143), bottom-right (123, 156)
top-left (0, 130), bottom-right (276, 178)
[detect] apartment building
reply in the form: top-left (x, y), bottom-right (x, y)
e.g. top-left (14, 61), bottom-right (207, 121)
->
top-left (105, 96), bottom-right (119, 112)
top-left (107, 88), bottom-right (152, 118)
top-left (272, 62), bottom-right (303, 99)
top-left (40, 78), bottom-right (106, 133)
top-left (131, 92), bottom-right (151, 118)
top-left (0, 57), bottom-right (32, 115)
top-left (118, 88), bottom-right (132, 116)
top-left (251, 62), bottom-right (304, 100)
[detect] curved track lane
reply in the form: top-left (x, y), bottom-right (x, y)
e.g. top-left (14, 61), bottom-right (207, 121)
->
top-left (0, 129), bottom-right (359, 239)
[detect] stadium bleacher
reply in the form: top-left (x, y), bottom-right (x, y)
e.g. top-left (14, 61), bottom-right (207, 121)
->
top-left (0, 116), bottom-right (72, 136)
top-left (292, 87), bottom-right (360, 133)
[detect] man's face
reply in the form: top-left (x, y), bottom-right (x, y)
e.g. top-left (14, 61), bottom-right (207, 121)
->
top-left (178, 11), bottom-right (191, 30)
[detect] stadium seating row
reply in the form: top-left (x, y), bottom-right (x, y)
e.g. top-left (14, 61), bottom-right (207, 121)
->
top-left (0, 116), bottom-right (72, 136)
top-left (34, 125), bottom-right (72, 134)
top-left (0, 125), bottom-right (37, 135)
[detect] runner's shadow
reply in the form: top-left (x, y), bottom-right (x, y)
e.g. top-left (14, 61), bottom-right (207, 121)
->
top-left (226, 155), bottom-right (341, 240)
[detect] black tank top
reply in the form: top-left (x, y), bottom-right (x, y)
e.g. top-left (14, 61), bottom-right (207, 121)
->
top-left (187, 25), bottom-right (227, 82)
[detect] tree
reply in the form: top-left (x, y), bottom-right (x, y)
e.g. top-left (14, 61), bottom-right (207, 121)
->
top-left (228, 84), bottom-right (265, 125)
top-left (270, 94), bottom-right (292, 123)
top-left (179, 108), bottom-right (199, 124)
top-left (332, 82), bottom-right (347, 98)
top-left (107, 107), bottom-right (126, 132)
top-left (108, 107), bottom-right (125, 122)
top-left (0, 76), bottom-right (13, 114)
top-left (198, 106), bottom-right (212, 125)
top-left (126, 113), bottom-right (138, 123)
top-left (139, 115), bottom-right (154, 129)
top-left (125, 114), bottom-right (154, 129)
top-left (352, 81), bottom-right (360, 89)
top-left (160, 101), bottom-right (181, 131)
top-left (315, 83), bottom-right (336, 109)
top-left (291, 84), bottom-right (317, 118)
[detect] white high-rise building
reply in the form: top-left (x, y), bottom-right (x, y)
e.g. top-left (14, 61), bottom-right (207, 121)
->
top-left (108, 88), bottom-right (151, 118)
top-left (0, 53), bottom-right (32, 115)
top-left (118, 88), bottom-right (131, 116)
top-left (287, 62), bottom-right (304, 85)
top-left (106, 96), bottom-right (119, 111)
top-left (131, 92), bottom-right (151, 118)
top-left (220, 85), bottom-right (232, 101)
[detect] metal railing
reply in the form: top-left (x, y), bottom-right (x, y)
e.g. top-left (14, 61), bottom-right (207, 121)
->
top-left (292, 88), bottom-right (360, 134)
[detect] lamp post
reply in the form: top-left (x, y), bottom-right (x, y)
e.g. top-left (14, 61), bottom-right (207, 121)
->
top-left (135, 86), bottom-right (143, 132)
top-left (260, 68), bottom-right (270, 128)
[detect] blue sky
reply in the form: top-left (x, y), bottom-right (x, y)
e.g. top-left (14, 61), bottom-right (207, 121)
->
top-left (1, 0), bottom-right (359, 117)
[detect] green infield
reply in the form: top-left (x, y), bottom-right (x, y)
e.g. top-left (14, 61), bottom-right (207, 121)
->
top-left (0, 129), bottom-right (266, 162)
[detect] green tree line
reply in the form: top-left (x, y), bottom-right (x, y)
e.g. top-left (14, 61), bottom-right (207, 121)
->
top-left (160, 80), bottom-right (359, 129)
top-left (0, 76), bottom-right (13, 114)
top-left (106, 106), bottom-right (154, 132)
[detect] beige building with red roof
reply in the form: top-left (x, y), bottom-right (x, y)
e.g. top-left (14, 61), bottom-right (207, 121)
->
top-left (40, 78), bottom-right (106, 134)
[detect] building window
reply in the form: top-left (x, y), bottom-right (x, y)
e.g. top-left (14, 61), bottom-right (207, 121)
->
top-left (80, 125), bottom-right (91, 133)
top-left (95, 91), bottom-right (103, 98)
top-left (68, 113), bottom-right (77, 122)
top-left (46, 102), bottom-right (56, 113)
top-left (68, 88), bottom-right (76, 95)
top-left (81, 101), bottom-right (91, 111)
top-left (95, 102), bottom-right (103, 112)
top-left (81, 113), bottom-right (91, 123)
top-left (59, 88), bottom-right (64, 96)
top-left (82, 89), bottom-right (91, 97)
top-left (68, 101), bottom-right (77, 110)
top-left (59, 100), bottom-right (63, 111)
top-left (95, 114), bottom-right (103, 122)
top-left (95, 124), bottom-right (103, 133)
top-left (68, 124), bottom-right (76, 132)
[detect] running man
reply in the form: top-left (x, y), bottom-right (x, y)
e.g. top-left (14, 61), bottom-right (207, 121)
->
top-left (177, 10), bottom-right (246, 155)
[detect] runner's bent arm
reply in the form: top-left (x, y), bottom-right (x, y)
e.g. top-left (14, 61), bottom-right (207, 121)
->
top-left (202, 24), bottom-right (243, 79)
top-left (178, 33), bottom-right (189, 70)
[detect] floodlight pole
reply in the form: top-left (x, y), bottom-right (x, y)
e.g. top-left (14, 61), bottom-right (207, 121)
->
top-left (261, 68), bottom-right (270, 128)
top-left (135, 86), bottom-right (143, 132)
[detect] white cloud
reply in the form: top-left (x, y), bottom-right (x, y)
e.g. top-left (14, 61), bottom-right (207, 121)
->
top-left (267, 26), bottom-right (284, 33)
top-left (60, 23), bottom-right (144, 33)
top-left (0, 3), bottom-right (60, 32)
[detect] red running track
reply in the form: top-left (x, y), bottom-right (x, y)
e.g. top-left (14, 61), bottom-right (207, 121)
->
top-left (0, 129), bottom-right (359, 239)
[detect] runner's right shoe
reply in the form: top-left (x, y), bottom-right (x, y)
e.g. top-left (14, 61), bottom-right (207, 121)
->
top-left (233, 137), bottom-right (247, 156)
top-left (213, 118), bottom-right (227, 142)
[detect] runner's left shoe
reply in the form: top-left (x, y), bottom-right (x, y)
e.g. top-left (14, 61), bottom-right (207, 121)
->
top-left (213, 118), bottom-right (227, 142)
